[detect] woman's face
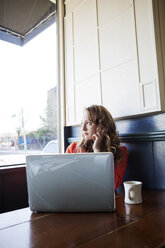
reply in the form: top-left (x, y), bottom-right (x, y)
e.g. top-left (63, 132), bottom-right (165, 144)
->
top-left (81, 110), bottom-right (97, 141)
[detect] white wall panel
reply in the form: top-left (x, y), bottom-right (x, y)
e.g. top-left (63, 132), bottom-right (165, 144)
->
top-left (64, 0), bottom-right (164, 124)
top-left (142, 82), bottom-right (157, 110)
top-left (75, 76), bottom-right (101, 122)
top-left (74, 32), bottom-right (99, 82)
top-left (134, 0), bottom-right (156, 83)
top-left (102, 61), bottom-right (140, 118)
top-left (73, 0), bottom-right (97, 45)
top-left (64, 14), bottom-right (75, 124)
top-left (99, 8), bottom-right (136, 71)
top-left (65, 14), bottom-right (74, 84)
top-left (97, 0), bottom-right (131, 27)
top-left (65, 0), bottom-right (83, 14)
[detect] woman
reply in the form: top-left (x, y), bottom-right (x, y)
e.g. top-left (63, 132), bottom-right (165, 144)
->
top-left (66, 105), bottom-right (128, 190)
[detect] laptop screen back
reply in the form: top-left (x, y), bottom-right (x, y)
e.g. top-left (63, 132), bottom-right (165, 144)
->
top-left (26, 152), bottom-right (115, 212)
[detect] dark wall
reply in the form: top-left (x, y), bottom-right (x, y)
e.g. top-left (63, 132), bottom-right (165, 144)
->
top-left (0, 166), bottom-right (28, 213)
top-left (116, 112), bottom-right (165, 191)
top-left (64, 112), bottom-right (165, 191)
top-left (121, 141), bottom-right (165, 190)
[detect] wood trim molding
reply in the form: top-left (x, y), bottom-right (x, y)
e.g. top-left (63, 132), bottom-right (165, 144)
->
top-left (66, 130), bottom-right (165, 144)
top-left (119, 130), bottom-right (165, 142)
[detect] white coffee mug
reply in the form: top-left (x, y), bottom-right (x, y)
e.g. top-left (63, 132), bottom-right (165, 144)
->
top-left (123, 181), bottom-right (142, 204)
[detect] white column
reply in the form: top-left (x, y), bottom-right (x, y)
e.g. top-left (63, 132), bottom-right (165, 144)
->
top-left (56, 0), bottom-right (65, 153)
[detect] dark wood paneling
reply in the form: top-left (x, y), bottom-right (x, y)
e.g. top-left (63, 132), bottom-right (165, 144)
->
top-left (121, 142), bottom-right (155, 189)
top-left (3, 170), bottom-right (28, 212)
top-left (0, 175), bottom-right (3, 212)
top-left (119, 131), bottom-right (165, 142)
top-left (153, 141), bottom-right (165, 190)
top-left (115, 112), bottom-right (165, 133)
top-left (0, 166), bottom-right (29, 213)
top-left (65, 112), bottom-right (165, 137)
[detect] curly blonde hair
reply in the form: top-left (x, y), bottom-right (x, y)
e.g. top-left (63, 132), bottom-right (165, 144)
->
top-left (79, 105), bottom-right (121, 164)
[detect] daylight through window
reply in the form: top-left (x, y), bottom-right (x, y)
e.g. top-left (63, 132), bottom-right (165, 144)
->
top-left (0, 23), bottom-right (58, 166)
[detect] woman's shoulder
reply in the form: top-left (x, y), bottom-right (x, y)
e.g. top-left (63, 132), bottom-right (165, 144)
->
top-left (119, 145), bottom-right (128, 160)
top-left (120, 146), bottom-right (127, 151)
top-left (66, 142), bottom-right (78, 153)
top-left (120, 146), bottom-right (128, 152)
top-left (66, 142), bottom-right (82, 153)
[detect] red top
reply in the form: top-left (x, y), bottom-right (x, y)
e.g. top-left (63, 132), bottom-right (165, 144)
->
top-left (66, 142), bottom-right (128, 190)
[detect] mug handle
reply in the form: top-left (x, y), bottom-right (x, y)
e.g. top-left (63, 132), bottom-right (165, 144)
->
top-left (128, 187), bottom-right (134, 201)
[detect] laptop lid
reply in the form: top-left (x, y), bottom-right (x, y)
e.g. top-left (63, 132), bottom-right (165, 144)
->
top-left (26, 152), bottom-right (115, 212)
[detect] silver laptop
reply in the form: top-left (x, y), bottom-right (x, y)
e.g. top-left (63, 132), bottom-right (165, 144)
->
top-left (26, 152), bottom-right (115, 212)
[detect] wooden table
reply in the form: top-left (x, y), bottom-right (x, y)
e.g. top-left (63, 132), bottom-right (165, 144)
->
top-left (0, 190), bottom-right (165, 248)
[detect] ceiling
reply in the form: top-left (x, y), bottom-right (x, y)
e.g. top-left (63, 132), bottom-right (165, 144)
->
top-left (0, 0), bottom-right (56, 46)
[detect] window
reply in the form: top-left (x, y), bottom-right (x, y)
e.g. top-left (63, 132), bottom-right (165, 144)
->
top-left (0, 23), bottom-right (58, 166)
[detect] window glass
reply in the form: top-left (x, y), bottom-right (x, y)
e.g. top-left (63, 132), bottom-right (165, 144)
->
top-left (0, 23), bottom-right (58, 166)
